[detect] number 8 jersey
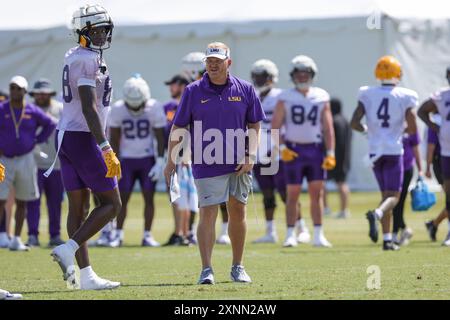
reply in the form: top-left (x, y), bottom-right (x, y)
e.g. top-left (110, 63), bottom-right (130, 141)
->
top-left (358, 85), bottom-right (418, 156)
top-left (57, 46), bottom-right (112, 132)
top-left (280, 87), bottom-right (330, 144)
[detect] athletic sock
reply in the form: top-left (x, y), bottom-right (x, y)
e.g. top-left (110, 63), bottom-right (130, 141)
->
top-left (143, 230), bottom-right (151, 239)
top-left (374, 208), bottom-right (383, 220)
top-left (266, 220), bottom-right (275, 234)
top-left (221, 222), bottom-right (228, 236)
top-left (66, 239), bottom-right (79, 254)
top-left (383, 233), bottom-right (392, 241)
top-left (313, 225), bottom-right (323, 241)
top-left (296, 218), bottom-right (307, 232)
top-left (286, 226), bottom-right (295, 238)
top-left (392, 233), bottom-right (398, 243)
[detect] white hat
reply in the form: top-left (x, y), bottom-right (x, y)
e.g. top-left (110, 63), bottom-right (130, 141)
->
top-left (10, 76), bottom-right (28, 90)
top-left (204, 46), bottom-right (230, 60)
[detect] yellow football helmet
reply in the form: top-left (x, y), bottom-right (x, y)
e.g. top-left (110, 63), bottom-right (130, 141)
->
top-left (375, 56), bottom-right (402, 82)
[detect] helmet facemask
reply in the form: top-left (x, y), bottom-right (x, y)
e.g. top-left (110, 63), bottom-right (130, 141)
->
top-left (251, 71), bottom-right (273, 94)
top-left (290, 68), bottom-right (315, 90)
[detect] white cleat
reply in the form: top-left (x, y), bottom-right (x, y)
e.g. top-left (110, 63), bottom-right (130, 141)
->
top-left (297, 231), bottom-right (311, 244)
top-left (109, 236), bottom-right (122, 248)
top-left (50, 244), bottom-right (76, 284)
top-left (0, 233), bottom-right (11, 248)
top-left (313, 236), bottom-right (333, 248)
top-left (216, 234), bottom-right (231, 245)
top-left (283, 235), bottom-right (298, 247)
top-left (0, 289), bottom-right (23, 300)
top-left (442, 237), bottom-right (450, 247)
top-left (252, 233), bottom-right (278, 244)
top-left (142, 236), bottom-right (161, 247)
top-left (80, 274), bottom-right (121, 291)
top-left (9, 237), bottom-right (29, 251)
top-left (399, 228), bottom-right (413, 246)
top-left (92, 233), bottom-right (112, 247)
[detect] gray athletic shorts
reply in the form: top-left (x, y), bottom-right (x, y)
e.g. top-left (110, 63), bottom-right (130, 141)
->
top-left (0, 152), bottom-right (39, 201)
top-left (194, 172), bottom-right (253, 208)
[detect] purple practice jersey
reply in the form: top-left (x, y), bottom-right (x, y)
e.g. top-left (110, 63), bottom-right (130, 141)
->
top-left (0, 101), bottom-right (56, 157)
top-left (173, 73), bottom-right (265, 179)
top-left (402, 132), bottom-right (419, 171)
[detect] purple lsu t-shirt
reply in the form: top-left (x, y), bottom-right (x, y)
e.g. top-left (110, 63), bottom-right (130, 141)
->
top-left (402, 132), bottom-right (419, 171)
top-left (427, 127), bottom-right (441, 156)
top-left (172, 73), bottom-right (266, 179)
top-left (0, 101), bottom-right (56, 157)
top-left (163, 100), bottom-right (178, 149)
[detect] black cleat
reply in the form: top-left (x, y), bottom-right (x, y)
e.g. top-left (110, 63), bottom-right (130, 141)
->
top-left (425, 220), bottom-right (438, 242)
top-left (366, 210), bottom-right (379, 243)
top-left (383, 240), bottom-right (400, 251)
top-left (163, 233), bottom-right (186, 246)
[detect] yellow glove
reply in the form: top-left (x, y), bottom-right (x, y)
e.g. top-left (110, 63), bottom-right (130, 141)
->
top-left (0, 162), bottom-right (5, 182)
top-left (102, 149), bottom-right (122, 179)
top-left (280, 144), bottom-right (298, 162)
top-left (322, 152), bottom-right (336, 170)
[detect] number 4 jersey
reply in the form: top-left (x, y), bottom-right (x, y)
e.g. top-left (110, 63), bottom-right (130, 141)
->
top-left (430, 87), bottom-right (450, 156)
top-left (279, 86), bottom-right (330, 144)
top-left (108, 99), bottom-right (167, 159)
top-left (57, 46), bottom-right (112, 132)
top-left (358, 85), bottom-right (418, 156)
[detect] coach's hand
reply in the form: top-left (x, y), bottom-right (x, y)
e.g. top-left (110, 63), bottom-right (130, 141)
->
top-left (148, 157), bottom-right (165, 181)
top-left (322, 153), bottom-right (336, 171)
top-left (236, 156), bottom-right (254, 176)
top-left (0, 162), bottom-right (5, 182)
top-left (102, 149), bottom-right (122, 179)
top-left (164, 162), bottom-right (176, 188)
top-left (279, 144), bottom-right (298, 162)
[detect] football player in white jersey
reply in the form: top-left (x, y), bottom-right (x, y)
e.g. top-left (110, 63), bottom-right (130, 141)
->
top-left (418, 66), bottom-right (450, 246)
top-left (108, 76), bottom-right (166, 247)
top-left (49, 5), bottom-right (122, 290)
top-left (351, 56), bottom-right (418, 251)
top-left (272, 55), bottom-right (336, 248)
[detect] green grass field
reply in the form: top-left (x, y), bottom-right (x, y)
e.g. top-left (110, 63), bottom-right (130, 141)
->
top-left (1, 191), bottom-right (449, 300)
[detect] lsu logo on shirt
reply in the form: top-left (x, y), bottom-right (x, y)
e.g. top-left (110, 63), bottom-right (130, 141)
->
top-left (228, 96), bottom-right (242, 102)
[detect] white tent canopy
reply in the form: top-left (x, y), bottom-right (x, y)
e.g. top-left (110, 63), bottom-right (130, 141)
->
top-left (0, 0), bottom-right (449, 190)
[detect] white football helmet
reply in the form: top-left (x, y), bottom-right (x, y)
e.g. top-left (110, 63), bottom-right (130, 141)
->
top-left (71, 5), bottom-right (114, 51)
top-left (123, 75), bottom-right (151, 115)
top-left (251, 59), bottom-right (279, 93)
top-left (182, 52), bottom-right (206, 81)
top-left (290, 55), bottom-right (318, 90)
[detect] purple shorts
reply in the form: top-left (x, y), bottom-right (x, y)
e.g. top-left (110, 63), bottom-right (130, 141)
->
top-left (253, 161), bottom-right (286, 194)
top-left (372, 155), bottom-right (403, 192)
top-left (58, 131), bottom-right (117, 193)
top-left (442, 156), bottom-right (450, 180)
top-left (283, 142), bottom-right (326, 184)
top-left (119, 156), bottom-right (156, 192)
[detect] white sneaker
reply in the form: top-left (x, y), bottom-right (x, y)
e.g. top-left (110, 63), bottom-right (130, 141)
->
top-left (9, 237), bottom-right (29, 251)
top-left (442, 237), bottom-right (450, 247)
top-left (109, 236), bottom-right (123, 248)
top-left (142, 236), bottom-right (161, 247)
top-left (297, 231), bottom-right (311, 244)
top-left (399, 228), bottom-right (413, 246)
top-left (80, 274), bottom-right (120, 290)
top-left (216, 234), bottom-right (231, 245)
top-left (0, 289), bottom-right (23, 300)
top-left (313, 235), bottom-right (333, 248)
top-left (51, 244), bottom-right (76, 283)
top-left (252, 233), bottom-right (278, 244)
top-left (0, 233), bottom-right (10, 248)
top-left (283, 235), bottom-right (298, 247)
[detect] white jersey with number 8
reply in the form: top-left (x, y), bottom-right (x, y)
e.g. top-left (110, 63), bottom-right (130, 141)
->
top-left (279, 87), bottom-right (329, 144)
top-left (430, 87), bottom-right (450, 156)
top-left (57, 46), bottom-right (112, 132)
top-left (358, 85), bottom-right (418, 156)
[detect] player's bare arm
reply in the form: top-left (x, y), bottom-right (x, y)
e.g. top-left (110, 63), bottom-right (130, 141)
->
top-left (425, 142), bottom-right (436, 178)
top-left (405, 108), bottom-right (418, 135)
top-left (418, 99), bottom-right (439, 132)
top-left (350, 101), bottom-right (366, 132)
top-left (321, 102), bottom-right (335, 152)
top-left (109, 127), bottom-right (121, 158)
top-left (153, 127), bottom-right (165, 158)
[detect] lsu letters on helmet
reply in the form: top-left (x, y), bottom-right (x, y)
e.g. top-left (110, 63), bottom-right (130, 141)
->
top-left (123, 75), bottom-right (151, 116)
top-left (71, 4), bottom-right (114, 51)
top-left (290, 55), bottom-right (318, 90)
top-left (251, 59), bottom-right (279, 93)
top-left (182, 52), bottom-right (206, 81)
top-left (375, 56), bottom-right (402, 84)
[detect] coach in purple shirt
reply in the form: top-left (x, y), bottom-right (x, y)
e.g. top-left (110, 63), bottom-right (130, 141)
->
top-left (164, 42), bottom-right (265, 284)
top-left (0, 76), bottom-right (56, 251)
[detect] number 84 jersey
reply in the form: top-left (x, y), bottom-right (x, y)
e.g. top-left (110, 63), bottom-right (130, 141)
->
top-left (358, 85), bottom-right (418, 156)
top-left (57, 46), bottom-right (112, 132)
top-left (280, 87), bottom-right (330, 144)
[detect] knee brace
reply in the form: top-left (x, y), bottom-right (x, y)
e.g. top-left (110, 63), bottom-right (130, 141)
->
top-left (263, 196), bottom-right (276, 210)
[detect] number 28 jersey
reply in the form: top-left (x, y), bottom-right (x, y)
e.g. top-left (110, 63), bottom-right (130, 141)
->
top-left (57, 46), bottom-right (112, 132)
top-left (108, 99), bottom-right (167, 159)
top-left (280, 87), bottom-right (330, 144)
top-left (358, 85), bottom-right (418, 156)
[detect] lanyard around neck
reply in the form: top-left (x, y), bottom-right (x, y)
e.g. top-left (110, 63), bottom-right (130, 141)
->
top-left (9, 103), bottom-right (26, 139)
